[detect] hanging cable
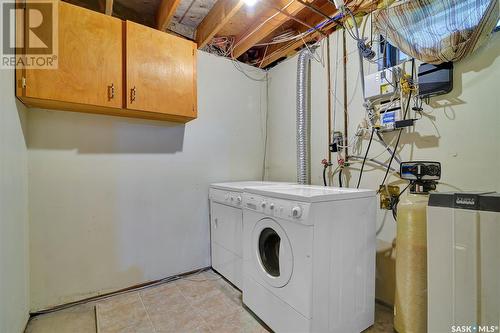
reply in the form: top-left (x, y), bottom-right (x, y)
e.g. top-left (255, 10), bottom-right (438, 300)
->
top-left (391, 181), bottom-right (413, 221)
top-left (381, 60), bottom-right (415, 186)
top-left (356, 127), bottom-right (375, 189)
top-left (323, 165), bottom-right (328, 186)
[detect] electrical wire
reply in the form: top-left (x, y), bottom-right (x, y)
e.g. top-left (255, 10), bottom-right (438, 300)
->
top-left (356, 127), bottom-right (375, 189)
top-left (348, 155), bottom-right (397, 172)
top-left (381, 59), bottom-right (415, 186)
top-left (391, 181), bottom-right (413, 221)
top-left (231, 59), bottom-right (267, 82)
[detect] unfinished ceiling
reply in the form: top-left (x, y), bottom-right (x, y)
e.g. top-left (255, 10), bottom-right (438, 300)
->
top-left (63, 0), bottom-right (384, 68)
top-left (169, 0), bottom-right (219, 39)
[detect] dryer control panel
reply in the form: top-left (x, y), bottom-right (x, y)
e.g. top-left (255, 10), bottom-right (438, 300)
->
top-left (242, 193), bottom-right (312, 225)
top-left (209, 188), bottom-right (242, 208)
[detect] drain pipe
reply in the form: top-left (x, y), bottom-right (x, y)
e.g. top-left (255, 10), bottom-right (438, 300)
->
top-left (296, 46), bottom-right (317, 185)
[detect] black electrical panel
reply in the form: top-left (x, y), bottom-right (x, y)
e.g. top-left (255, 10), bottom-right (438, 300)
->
top-left (418, 62), bottom-right (453, 98)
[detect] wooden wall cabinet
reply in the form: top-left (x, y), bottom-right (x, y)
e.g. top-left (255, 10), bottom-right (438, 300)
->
top-left (125, 21), bottom-right (197, 122)
top-left (16, 1), bottom-right (197, 123)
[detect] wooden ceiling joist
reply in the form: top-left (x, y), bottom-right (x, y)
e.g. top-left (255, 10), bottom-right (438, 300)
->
top-left (259, 1), bottom-right (338, 67)
top-left (231, 0), bottom-right (310, 59)
top-left (157, 0), bottom-right (183, 31)
top-left (259, 0), bottom-right (380, 67)
top-left (195, 0), bottom-right (246, 49)
top-left (260, 24), bottom-right (332, 67)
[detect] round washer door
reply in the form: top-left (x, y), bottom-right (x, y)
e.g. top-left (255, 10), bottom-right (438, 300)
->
top-left (252, 217), bottom-right (293, 288)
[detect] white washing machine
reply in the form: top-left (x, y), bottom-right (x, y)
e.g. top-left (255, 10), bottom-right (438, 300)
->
top-left (209, 181), bottom-right (294, 289)
top-left (242, 185), bottom-right (376, 333)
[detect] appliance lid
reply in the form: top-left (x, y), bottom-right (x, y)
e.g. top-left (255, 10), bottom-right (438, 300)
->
top-left (210, 181), bottom-right (295, 192)
top-left (244, 185), bottom-right (375, 202)
top-left (429, 191), bottom-right (499, 212)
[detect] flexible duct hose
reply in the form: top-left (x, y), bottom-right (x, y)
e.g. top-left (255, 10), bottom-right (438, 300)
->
top-left (296, 47), bottom-right (317, 185)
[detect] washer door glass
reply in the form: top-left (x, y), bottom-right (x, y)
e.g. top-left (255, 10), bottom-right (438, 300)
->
top-left (258, 228), bottom-right (281, 277)
top-left (252, 218), bottom-right (293, 288)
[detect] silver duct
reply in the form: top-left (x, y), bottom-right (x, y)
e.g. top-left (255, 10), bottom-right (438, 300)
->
top-left (296, 47), bottom-right (316, 185)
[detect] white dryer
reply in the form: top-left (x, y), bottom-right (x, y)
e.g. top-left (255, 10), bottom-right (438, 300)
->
top-left (242, 185), bottom-right (376, 333)
top-left (209, 181), bottom-right (294, 289)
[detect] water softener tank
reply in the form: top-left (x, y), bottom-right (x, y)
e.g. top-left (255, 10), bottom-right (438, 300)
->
top-left (394, 161), bottom-right (441, 333)
top-left (394, 191), bottom-right (429, 333)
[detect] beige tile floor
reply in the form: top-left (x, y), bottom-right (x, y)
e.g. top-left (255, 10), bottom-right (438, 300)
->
top-left (25, 269), bottom-right (393, 333)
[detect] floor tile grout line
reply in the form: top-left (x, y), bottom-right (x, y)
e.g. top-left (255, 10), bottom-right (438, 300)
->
top-left (174, 275), bottom-right (229, 332)
top-left (138, 292), bottom-right (158, 333)
top-left (95, 304), bottom-right (100, 333)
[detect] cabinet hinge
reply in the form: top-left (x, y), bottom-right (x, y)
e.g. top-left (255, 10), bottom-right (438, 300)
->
top-left (21, 77), bottom-right (26, 88)
top-left (192, 49), bottom-right (195, 56)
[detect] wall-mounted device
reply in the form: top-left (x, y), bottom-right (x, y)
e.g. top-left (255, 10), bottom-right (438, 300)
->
top-left (379, 108), bottom-right (400, 131)
top-left (417, 62), bottom-right (453, 98)
top-left (365, 67), bottom-right (399, 101)
top-left (329, 131), bottom-right (343, 153)
top-left (379, 185), bottom-right (400, 210)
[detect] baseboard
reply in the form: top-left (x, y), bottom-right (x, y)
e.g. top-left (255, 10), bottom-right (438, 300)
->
top-left (29, 266), bottom-right (211, 317)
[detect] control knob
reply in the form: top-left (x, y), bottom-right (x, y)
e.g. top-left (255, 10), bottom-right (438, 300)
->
top-left (269, 203), bottom-right (275, 210)
top-left (291, 206), bottom-right (302, 218)
top-left (236, 196), bottom-right (242, 204)
top-left (261, 201), bottom-right (267, 209)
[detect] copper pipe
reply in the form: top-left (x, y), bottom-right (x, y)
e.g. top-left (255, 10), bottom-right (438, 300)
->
top-left (326, 36), bottom-right (333, 185)
top-left (342, 28), bottom-right (348, 162)
top-left (327, 37), bottom-right (332, 164)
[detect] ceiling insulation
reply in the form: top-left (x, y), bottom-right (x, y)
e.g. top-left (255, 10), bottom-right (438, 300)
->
top-left (166, 0), bottom-right (217, 39)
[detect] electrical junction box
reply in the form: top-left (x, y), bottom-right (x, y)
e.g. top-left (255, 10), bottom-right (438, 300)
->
top-left (378, 107), bottom-right (401, 132)
top-left (365, 67), bottom-right (399, 101)
top-left (379, 110), bottom-right (399, 131)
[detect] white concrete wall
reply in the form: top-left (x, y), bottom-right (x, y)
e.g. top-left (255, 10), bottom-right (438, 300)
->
top-left (27, 52), bottom-right (268, 310)
top-left (0, 69), bottom-right (30, 330)
top-left (265, 24), bottom-right (500, 242)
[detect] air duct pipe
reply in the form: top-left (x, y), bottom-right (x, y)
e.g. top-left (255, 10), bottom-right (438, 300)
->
top-left (296, 46), bottom-right (317, 185)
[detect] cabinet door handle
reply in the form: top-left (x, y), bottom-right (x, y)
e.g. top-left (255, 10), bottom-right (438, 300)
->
top-left (107, 83), bottom-right (115, 100)
top-left (130, 86), bottom-right (136, 103)
top-left (214, 218), bottom-right (218, 228)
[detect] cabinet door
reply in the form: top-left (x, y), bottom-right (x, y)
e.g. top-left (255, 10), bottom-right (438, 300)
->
top-left (23, 1), bottom-right (122, 108)
top-left (125, 21), bottom-right (197, 121)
